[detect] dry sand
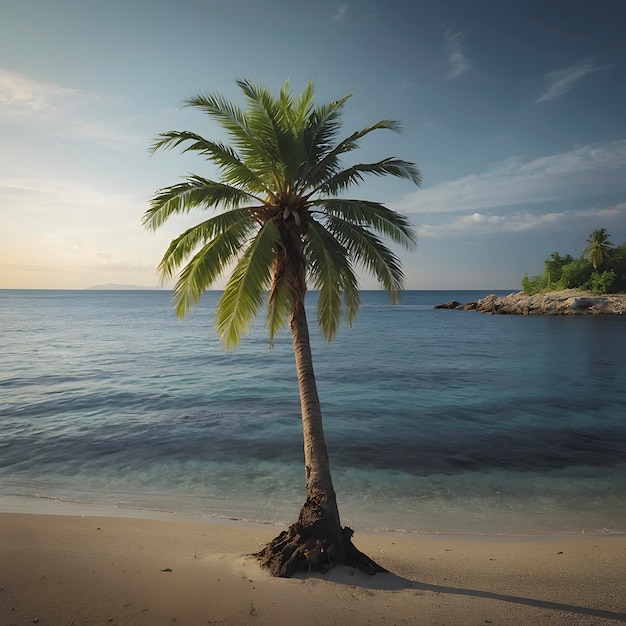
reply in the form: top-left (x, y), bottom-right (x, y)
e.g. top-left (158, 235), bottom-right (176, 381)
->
top-left (1, 511), bottom-right (625, 625)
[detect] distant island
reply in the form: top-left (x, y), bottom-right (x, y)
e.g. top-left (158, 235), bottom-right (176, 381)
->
top-left (86, 283), bottom-right (165, 290)
top-left (436, 229), bottom-right (625, 315)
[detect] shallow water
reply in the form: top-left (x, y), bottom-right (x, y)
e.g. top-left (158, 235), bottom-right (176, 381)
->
top-left (1, 289), bottom-right (625, 534)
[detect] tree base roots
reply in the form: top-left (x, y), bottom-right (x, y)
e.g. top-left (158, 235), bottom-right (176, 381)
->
top-left (254, 523), bottom-right (388, 578)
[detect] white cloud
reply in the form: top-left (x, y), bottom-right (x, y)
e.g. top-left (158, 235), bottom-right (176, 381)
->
top-left (535, 59), bottom-right (603, 103)
top-left (401, 140), bottom-right (626, 216)
top-left (0, 67), bottom-right (96, 114)
top-left (0, 67), bottom-right (143, 150)
top-left (444, 29), bottom-right (472, 79)
top-left (418, 203), bottom-right (625, 238)
top-left (334, 4), bottom-right (349, 22)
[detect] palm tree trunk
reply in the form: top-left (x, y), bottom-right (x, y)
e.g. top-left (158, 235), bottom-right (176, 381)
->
top-left (255, 298), bottom-right (387, 577)
top-left (289, 300), bottom-right (344, 559)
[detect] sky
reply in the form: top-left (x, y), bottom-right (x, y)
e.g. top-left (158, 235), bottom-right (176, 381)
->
top-left (1, 0), bottom-right (625, 290)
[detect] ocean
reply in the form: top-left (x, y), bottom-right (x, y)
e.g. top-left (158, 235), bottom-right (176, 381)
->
top-left (1, 289), bottom-right (625, 535)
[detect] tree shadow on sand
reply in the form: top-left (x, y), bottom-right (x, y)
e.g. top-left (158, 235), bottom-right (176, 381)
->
top-left (297, 566), bottom-right (626, 623)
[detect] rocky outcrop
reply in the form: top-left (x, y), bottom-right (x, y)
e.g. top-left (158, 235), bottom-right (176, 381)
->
top-left (434, 300), bottom-right (462, 310)
top-left (437, 290), bottom-right (626, 315)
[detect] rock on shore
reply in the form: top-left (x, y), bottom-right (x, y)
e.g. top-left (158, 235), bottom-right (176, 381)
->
top-left (435, 290), bottom-right (626, 315)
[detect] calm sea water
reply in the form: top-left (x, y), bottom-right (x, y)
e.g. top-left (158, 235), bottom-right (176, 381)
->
top-left (1, 289), bottom-right (625, 535)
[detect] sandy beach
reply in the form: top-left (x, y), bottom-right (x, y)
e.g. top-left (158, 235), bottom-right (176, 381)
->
top-left (1, 509), bottom-right (625, 625)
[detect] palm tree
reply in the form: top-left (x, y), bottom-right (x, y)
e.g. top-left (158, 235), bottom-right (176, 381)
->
top-left (143, 79), bottom-right (420, 577)
top-left (583, 228), bottom-right (614, 269)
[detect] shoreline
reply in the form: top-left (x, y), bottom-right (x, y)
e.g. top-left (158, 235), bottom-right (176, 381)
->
top-left (2, 493), bottom-right (624, 542)
top-left (2, 510), bottom-right (625, 625)
top-left (436, 289), bottom-right (626, 315)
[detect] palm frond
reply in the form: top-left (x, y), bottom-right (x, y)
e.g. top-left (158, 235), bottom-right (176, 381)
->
top-left (266, 273), bottom-right (297, 345)
top-left (143, 176), bottom-right (255, 230)
top-left (302, 120), bottom-right (405, 191)
top-left (293, 81), bottom-right (315, 127)
top-left (317, 158), bottom-right (422, 196)
top-left (150, 131), bottom-right (272, 197)
top-left (323, 215), bottom-right (405, 301)
top-left (149, 130), bottom-right (211, 155)
top-left (297, 95), bottom-right (353, 189)
top-left (236, 80), bottom-right (282, 152)
top-left (236, 78), bottom-right (311, 189)
top-left (171, 218), bottom-right (258, 317)
top-left (305, 98), bottom-right (351, 149)
top-left (215, 221), bottom-right (281, 348)
top-left (184, 92), bottom-right (249, 145)
top-left (157, 208), bottom-right (257, 281)
top-left (185, 90), bottom-right (279, 186)
top-left (314, 199), bottom-right (417, 249)
top-left (305, 220), bottom-right (361, 340)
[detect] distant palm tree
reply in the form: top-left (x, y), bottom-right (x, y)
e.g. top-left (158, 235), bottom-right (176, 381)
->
top-left (583, 228), bottom-right (614, 269)
top-left (143, 79), bottom-right (420, 576)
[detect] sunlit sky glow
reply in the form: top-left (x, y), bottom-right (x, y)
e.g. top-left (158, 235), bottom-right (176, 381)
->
top-left (1, 0), bottom-right (625, 290)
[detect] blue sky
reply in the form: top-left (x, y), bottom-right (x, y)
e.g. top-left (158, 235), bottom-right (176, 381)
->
top-left (1, 0), bottom-right (625, 290)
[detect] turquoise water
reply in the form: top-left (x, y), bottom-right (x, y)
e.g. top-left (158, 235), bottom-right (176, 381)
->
top-left (1, 289), bottom-right (625, 534)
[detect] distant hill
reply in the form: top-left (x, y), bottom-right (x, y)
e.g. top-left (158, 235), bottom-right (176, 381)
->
top-left (86, 283), bottom-right (165, 290)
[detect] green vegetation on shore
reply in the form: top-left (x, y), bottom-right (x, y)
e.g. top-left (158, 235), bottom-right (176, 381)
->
top-left (522, 229), bottom-right (626, 295)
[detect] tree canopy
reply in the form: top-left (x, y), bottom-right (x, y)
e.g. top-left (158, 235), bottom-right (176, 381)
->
top-left (583, 228), bottom-right (614, 269)
top-left (521, 229), bottom-right (625, 295)
top-left (143, 79), bottom-right (420, 348)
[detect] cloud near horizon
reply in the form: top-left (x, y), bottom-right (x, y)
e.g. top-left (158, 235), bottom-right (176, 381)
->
top-left (418, 203), bottom-right (626, 238)
top-left (91, 252), bottom-right (154, 273)
top-left (401, 140), bottom-right (626, 219)
top-left (535, 59), bottom-right (603, 103)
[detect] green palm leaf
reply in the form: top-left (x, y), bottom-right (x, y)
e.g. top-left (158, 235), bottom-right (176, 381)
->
top-left (324, 215), bottom-right (405, 300)
top-left (184, 92), bottom-right (249, 145)
top-left (150, 131), bottom-right (273, 196)
top-left (297, 96), bottom-right (353, 190)
top-left (266, 272), bottom-right (297, 345)
top-left (317, 158), bottom-right (422, 196)
top-left (306, 220), bottom-right (361, 340)
top-left (186, 90), bottom-right (282, 187)
top-left (237, 78), bottom-right (314, 190)
top-left (215, 220), bottom-right (281, 349)
top-left (158, 208), bottom-right (257, 280)
top-left (314, 199), bottom-right (416, 249)
top-left (303, 120), bottom-right (404, 190)
top-left (144, 176), bottom-right (256, 230)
